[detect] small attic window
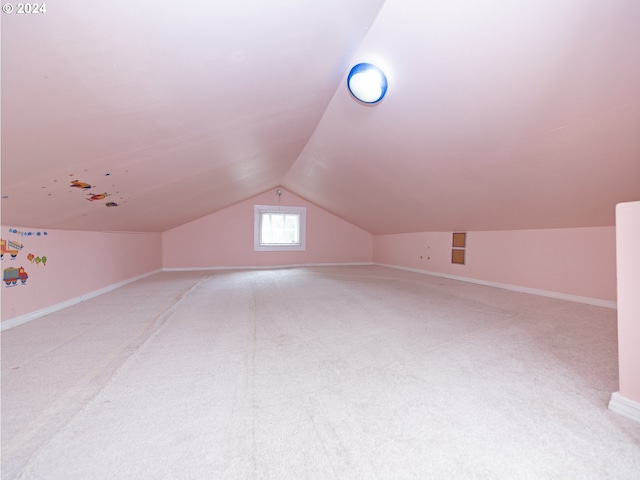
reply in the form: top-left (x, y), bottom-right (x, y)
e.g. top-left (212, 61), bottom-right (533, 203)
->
top-left (254, 205), bottom-right (306, 251)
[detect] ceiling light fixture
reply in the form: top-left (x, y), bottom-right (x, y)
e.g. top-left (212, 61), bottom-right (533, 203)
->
top-left (347, 63), bottom-right (388, 104)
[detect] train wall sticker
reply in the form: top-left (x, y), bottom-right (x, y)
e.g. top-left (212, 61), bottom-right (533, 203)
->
top-left (1, 239), bottom-right (24, 260)
top-left (3, 266), bottom-right (28, 287)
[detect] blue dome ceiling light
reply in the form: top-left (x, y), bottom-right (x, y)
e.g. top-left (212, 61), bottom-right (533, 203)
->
top-left (347, 63), bottom-right (388, 104)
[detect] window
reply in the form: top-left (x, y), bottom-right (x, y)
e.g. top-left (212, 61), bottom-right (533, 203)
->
top-left (254, 205), bottom-right (306, 251)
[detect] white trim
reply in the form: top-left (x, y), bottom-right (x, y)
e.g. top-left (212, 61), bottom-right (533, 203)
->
top-left (608, 392), bottom-right (640, 423)
top-left (163, 262), bottom-right (374, 272)
top-left (374, 263), bottom-right (617, 309)
top-left (2, 262), bottom-right (614, 330)
top-left (1, 269), bottom-right (162, 331)
top-left (254, 205), bottom-right (307, 251)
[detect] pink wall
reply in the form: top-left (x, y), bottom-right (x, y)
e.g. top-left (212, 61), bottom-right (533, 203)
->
top-left (1, 226), bottom-right (162, 322)
top-left (374, 227), bottom-right (616, 302)
top-left (615, 201), bottom-right (640, 402)
top-left (162, 188), bottom-right (373, 268)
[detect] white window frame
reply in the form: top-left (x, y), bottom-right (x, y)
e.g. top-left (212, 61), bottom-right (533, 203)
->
top-left (254, 205), bottom-right (307, 251)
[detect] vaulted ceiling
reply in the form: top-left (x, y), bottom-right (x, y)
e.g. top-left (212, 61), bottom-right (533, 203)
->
top-left (2, 0), bottom-right (639, 234)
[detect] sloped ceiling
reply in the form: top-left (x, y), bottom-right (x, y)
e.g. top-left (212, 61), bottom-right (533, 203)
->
top-left (2, 0), bottom-right (639, 234)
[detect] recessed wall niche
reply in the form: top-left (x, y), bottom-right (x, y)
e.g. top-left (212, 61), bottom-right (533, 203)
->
top-left (452, 232), bottom-right (466, 265)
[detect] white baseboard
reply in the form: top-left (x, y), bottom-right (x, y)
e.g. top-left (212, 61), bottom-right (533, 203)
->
top-left (163, 262), bottom-right (374, 272)
top-left (608, 392), bottom-right (640, 423)
top-left (1, 269), bottom-right (162, 332)
top-left (2, 262), bottom-right (614, 331)
top-left (374, 263), bottom-right (617, 309)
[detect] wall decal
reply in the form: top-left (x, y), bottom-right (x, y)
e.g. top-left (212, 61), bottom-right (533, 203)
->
top-left (8, 229), bottom-right (48, 237)
top-left (1, 239), bottom-right (21, 260)
top-left (26, 253), bottom-right (47, 266)
top-left (62, 172), bottom-right (126, 207)
top-left (51, 171), bottom-right (128, 209)
top-left (3, 266), bottom-right (28, 286)
top-left (86, 192), bottom-right (110, 201)
top-left (70, 180), bottom-right (92, 189)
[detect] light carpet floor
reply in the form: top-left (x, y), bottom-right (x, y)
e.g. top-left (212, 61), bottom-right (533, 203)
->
top-left (2, 265), bottom-right (639, 479)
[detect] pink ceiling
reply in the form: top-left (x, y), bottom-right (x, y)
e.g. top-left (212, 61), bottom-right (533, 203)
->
top-left (2, 0), bottom-right (639, 234)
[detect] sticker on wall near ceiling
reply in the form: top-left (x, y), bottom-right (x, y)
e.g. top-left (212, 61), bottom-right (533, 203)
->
top-left (1, 239), bottom-right (23, 260)
top-left (86, 192), bottom-right (110, 202)
top-left (55, 171), bottom-right (128, 209)
top-left (8, 229), bottom-right (48, 237)
top-left (3, 266), bottom-right (28, 287)
top-left (70, 180), bottom-right (93, 189)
